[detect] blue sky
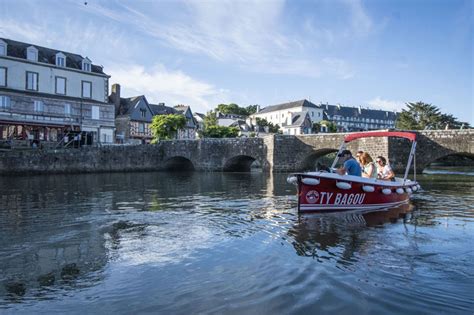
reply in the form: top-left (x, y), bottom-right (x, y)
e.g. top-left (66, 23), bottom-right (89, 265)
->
top-left (1, 0), bottom-right (472, 123)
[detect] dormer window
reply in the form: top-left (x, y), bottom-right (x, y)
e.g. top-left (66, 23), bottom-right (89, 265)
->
top-left (82, 57), bottom-right (91, 72)
top-left (0, 40), bottom-right (6, 56)
top-left (27, 46), bottom-right (38, 62)
top-left (56, 52), bottom-right (66, 67)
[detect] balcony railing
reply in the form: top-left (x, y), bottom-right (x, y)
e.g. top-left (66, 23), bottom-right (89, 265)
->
top-left (0, 108), bottom-right (79, 125)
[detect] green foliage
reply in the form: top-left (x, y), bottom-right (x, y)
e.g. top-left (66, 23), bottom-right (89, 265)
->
top-left (215, 103), bottom-right (259, 117)
top-left (203, 110), bottom-right (218, 130)
top-left (150, 114), bottom-right (186, 142)
top-left (396, 101), bottom-right (469, 130)
top-left (320, 120), bottom-right (337, 132)
top-left (201, 110), bottom-right (239, 138)
top-left (255, 117), bottom-right (280, 133)
top-left (312, 122), bottom-right (321, 133)
top-left (203, 125), bottom-right (239, 138)
top-left (245, 105), bottom-right (259, 115)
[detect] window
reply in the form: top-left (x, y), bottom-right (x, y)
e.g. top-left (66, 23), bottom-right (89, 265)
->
top-left (311, 111), bottom-right (314, 117)
top-left (138, 123), bottom-right (145, 133)
top-left (0, 96), bottom-right (11, 109)
top-left (27, 47), bottom-right (38, 61)
top-left (91, 106), bottom-right (99, 120)
top-left (56, 55), bottom-right (65, 67)
top-left (0, 43), bottom-right (5, 56)
top-left (26, 71), bottom-right (39, 91)
top-left (64, 103), bottom-right (71, 116)
top-left (34, 100), bottom-right (44, 112)
top-left (0, 67), bottom-right (6, 86)
top-left (55, 76), bottom-right (66, 95)
top-left (82, 58), bottom-right (92, 72)
top-left (140, 108), bottom-right (146, 118)
top-left (82, 81), bottom-right (92, 98)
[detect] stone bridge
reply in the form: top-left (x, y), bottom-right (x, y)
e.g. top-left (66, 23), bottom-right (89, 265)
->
top-left (0, 130), bottom-right (472, 175)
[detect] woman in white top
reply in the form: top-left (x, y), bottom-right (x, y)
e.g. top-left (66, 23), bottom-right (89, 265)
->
top-left (376, 156), bottom-right (395, 181)
top-left (361, 152), bottom-right (377, 179)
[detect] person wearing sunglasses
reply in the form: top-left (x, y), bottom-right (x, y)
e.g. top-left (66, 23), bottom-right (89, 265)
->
top-left (376, 156), bottom-right (395, 181)
top-left (336, 149), bottom-right (362, 176)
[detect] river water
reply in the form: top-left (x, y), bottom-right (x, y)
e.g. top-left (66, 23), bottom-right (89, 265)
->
top-left (0, 171), bottom-right (473, 314)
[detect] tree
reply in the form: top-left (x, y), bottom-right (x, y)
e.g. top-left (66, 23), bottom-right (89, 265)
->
top-left (203, 125), bottom-right (240, 138)
top-left (320, 120), bottom-right (337, 132)
top-left (216, 103), bottom-right (248, 116)
top-left (150, 114), bottom-right (186, 142)
top-left (215, 103), bottom-right (258, 116)
top-left (203, 110), bottom-right (218, 130)
top-left (396, 101), bottom-right (469, 130)
top-left (255, 117), bottom-right (280, 133)
top-left (245, 105), bottom-right (259, 115)
top-left (202, 110), bottom-right (239, 138)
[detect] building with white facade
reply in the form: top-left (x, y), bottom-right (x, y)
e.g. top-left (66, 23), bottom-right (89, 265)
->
top-left (320, 103), bottom-right (398, 132)
top-left (0, 38), bottom-right (115, 146)
top-left (250, 99), bottom-right (323, 135)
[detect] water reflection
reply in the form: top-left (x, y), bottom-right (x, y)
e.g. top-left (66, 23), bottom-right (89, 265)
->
top-left (288, 203), bottom-right (413, 261)
top-left (0, 172), bottom-right (472, 314)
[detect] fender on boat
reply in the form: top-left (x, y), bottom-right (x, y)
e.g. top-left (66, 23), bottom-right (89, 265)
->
top-left (405, 187), bottom-right (412, 194)
top-left (396, 188), bottom-right (404, 194)
top-left (336, 181), bottom-right (352, 190)
top-left (302, 177), bottom-right (320, 186)
top-left (382, 188), bottom-right (392, 195)
top-left (287, 176), bottom-right (298, 185)
top-left (362, 185), bottom-right (375, 192)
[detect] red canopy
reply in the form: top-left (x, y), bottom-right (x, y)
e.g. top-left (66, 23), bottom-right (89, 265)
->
top-left (344, 131), bottom-right (416, 143)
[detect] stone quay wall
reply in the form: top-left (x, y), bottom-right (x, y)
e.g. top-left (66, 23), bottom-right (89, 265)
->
top-left (0, 130), bottom-right (472, 175)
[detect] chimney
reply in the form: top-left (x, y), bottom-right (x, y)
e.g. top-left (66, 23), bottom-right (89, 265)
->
top-left (110, 83), bottom-right (121, 111)
top-left (287, 111), bottom-right (293, 125)
top-left (256, 105), bottom-right (260, 113)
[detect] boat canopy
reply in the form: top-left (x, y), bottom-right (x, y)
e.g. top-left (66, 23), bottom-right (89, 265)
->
top-left (344, 131), bottom-right (417, 143)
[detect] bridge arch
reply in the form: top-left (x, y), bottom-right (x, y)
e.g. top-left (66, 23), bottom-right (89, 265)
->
top-left (299, 148), bottom-right (339, 171)
top-left (421, 152), bottom-right (474, 171)
top-left (223, 155), bottom-right (260, 172)
top-left (163, 156), bottom-right (195, 171)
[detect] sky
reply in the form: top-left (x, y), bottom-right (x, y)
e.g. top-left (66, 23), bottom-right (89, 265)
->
top-left (0, 0), bottom-right (472, 123)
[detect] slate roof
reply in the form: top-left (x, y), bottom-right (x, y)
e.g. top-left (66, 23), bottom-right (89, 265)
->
top-left (0, 38), bottom-right (106, 75)
top-left (282, 111), bottom-right (311, 127)
top-left (257, 99), bottom-right (319, 114)
top-left (174, 105), bottom-right (190, 114)
top-left (150, 104), bottom-right (176, 115)
top-left (115, 96), bottom-right (143, 116)
top-left (193, 112), bottom-right (205, 120)
top-left (321, 104), bottom-right (398, 120)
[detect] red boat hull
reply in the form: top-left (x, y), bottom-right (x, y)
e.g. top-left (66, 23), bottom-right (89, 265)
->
top-left (291, 172), bottom-right (419, 212)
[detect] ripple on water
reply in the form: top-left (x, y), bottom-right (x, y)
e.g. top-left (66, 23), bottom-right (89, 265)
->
top-left (0, 172), bottom-right (473, 313)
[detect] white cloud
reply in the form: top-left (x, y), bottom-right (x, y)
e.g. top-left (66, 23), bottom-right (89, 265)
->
top-left (89, 0), bottom-right (359, 79)
top-left (108, 63), bottom-right (229, 113)
top-left (368, 97), bottom-right (405, 112)
top-left (345, 0), bottom-right (373, 37)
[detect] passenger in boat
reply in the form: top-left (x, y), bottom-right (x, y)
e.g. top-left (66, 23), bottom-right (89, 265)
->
top-left (361, 152), bottom-right (377, 179)
top-left (355, 150), bottom-right (364, 167)
top-left (336, 150), bottom-right (362, 176)
top-left (376, 156), bottom-right (395, 181)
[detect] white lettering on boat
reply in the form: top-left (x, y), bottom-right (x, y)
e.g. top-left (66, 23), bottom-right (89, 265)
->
top-left (305, 191), bottom-right (366, 205)
top-left (320, 192), bottom-right (334, 204)
top-left (332, 193), bottom-right (365, 205)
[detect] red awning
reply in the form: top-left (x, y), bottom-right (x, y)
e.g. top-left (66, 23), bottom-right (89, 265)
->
top-left (344, 131), bottom-right (416, 142)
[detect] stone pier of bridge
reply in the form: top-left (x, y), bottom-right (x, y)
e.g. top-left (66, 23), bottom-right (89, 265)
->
top-left (0, 130), bottom-right (472, 175)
